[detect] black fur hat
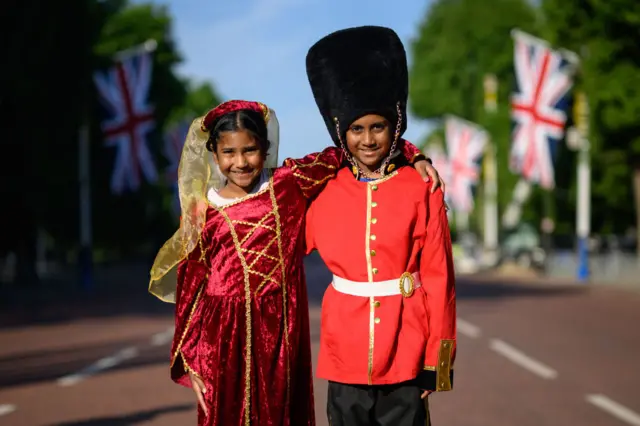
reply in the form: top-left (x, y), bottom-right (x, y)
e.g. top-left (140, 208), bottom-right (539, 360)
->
top-left (306, 26), bottom-right (408, 146)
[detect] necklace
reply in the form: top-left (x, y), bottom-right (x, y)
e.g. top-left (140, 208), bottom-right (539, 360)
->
top-left (354, 165), bottom-right (383, 179)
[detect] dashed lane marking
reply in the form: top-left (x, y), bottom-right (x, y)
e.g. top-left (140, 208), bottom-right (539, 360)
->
top-left (57, 346), bottom-right (139, 387)
top-left (489, 339), bottom-right (558, 380)
top-left (457, 318), bottom-right (481, 338)
top-left (0, 404), bottom-right (16, 417)
top-left (151, 326), bottom-right (174, 346)
top-left (586, 394), bottom-right (640, 426)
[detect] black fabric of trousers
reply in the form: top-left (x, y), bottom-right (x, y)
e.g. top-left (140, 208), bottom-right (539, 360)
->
top-left (327, 380), bottom-right (431, 426)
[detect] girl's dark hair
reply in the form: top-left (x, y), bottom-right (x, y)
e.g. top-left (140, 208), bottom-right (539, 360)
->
top-left (205, 109), bottom-right (271, 153)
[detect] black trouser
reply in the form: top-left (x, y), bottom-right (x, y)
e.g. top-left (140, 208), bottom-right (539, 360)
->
top-left (327, 380), bottom-right (431, 426)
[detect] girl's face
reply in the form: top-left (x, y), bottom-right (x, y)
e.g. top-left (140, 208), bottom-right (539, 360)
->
top-left (213, 129), bottom-right (266, 194)
top-left (345, 114), bottom-right (392, 173)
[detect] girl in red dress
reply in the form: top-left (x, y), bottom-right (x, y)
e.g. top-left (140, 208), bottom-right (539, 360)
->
top-left (148, 100), bottom-right (441, 426)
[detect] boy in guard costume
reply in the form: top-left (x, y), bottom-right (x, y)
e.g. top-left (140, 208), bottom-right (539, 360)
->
top-left (148, 100), bottom-right (442, 426)
top-left (305, 26), bottom-right (456, 425)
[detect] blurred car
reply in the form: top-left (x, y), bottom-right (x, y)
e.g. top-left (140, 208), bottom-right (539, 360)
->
top-left (500, 223), bottom-right (547, 271)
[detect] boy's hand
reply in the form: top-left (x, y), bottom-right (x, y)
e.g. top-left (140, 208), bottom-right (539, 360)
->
top-left (421, 390), bottom-right (432, 399)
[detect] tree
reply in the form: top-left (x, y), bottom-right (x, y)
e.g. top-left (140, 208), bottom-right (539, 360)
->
top-left (541, 0), bottom-right (640, 247)
top-left (409, 0), bottom-right (540, 228)
top-left (0, 0), bottom-right (123, 284)
top-left (90, 2), bottom-right (188, 256)
top-left (168, 81), bottom-right (222, 124)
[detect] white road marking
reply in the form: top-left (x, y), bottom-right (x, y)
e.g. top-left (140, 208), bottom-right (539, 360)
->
top-left (586, 394), bottom-right (640, 426)
top-left (457, 318), bottom-right (481, 338)
top-left (57, 346), bottom-right (139, 387)
top-left (0, 404), bottom-right (16, 417)
top-left (489, 339), bottom-right (558, 380)
top-left (151, 326), bottom-right (174, 346)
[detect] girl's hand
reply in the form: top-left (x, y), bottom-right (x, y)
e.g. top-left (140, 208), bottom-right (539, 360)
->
top-left (415, 160), bottom-right (446, 194)
top-left (188, 371), bottom-right (208, 416)
top-left (421, 390), bottom-right (432, 399)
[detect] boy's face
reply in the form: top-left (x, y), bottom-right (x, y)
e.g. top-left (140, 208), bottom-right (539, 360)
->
top-left (345, 114), bottom-right (392, 171)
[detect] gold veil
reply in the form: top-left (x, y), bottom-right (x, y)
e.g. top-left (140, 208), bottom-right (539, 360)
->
top-left (149, 105), bottom-right (279, 303)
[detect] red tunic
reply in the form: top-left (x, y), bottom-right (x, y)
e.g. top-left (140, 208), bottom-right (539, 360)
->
top-left (168, 143), bottom-right (424, 425)
top-left (305, 166), bottom-right (456, 390)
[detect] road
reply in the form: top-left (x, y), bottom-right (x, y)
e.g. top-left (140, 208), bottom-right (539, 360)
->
top-left (1, 253), bottom-right (639, 426)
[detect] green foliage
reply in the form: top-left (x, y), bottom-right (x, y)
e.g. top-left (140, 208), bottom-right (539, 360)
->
top-left (410, 0), bottom-right (640, 237)
top-left (168, 81), bottom-right (222, 125)
top-left (410, 0), bottom-right (539, 231)
top-left (410, 0), bottom-right (539, 121)
top-left (542, 0), bottom-right (640, 233)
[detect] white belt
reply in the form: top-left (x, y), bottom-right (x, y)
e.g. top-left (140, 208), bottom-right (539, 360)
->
top-left (332, 272), bottom-right (421, 298)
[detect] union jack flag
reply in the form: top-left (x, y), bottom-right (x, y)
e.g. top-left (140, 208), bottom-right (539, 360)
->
top-left (94, 47), bottom-right (157, 194)
top-left (444, 115), bottom-right (488, 213)
top-left (163, 120), bottom-right (191, 216)
top-left (510, 29), bottom-right (578, 189)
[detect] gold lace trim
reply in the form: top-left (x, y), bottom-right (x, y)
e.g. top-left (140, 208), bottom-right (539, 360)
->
top-left (170, 283), bottom-right (205, 369)
top-left (268, 182), bottom-right (291, 406)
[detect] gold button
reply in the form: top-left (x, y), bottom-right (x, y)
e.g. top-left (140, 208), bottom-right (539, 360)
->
top-left (370, 235), bottom-right (376, 241)
top-left (372, 268), bottom-right (378, 274)
top-left (444, 343), bottom-right (449, 348)
top-left (372, 201), bottom-right (378, 207)
top-left (440, 361), bottom-right (445, 367)
top-left (374, 301), bottom-right (381, 308)
top-left (371, 218), bottom-right (378, 224)
top-left (370, 249), bottom-right (376, 256)
top-left (372, 185), bottom-right (378, 191)
top-left (441, 382), bottom-right (446, 387)
top-left (374, 317), bottom-right (381, 324)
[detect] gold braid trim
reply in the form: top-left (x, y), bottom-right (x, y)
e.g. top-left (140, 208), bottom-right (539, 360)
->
top-left (183, 356), bottom-right (203, 380)
top-left (294, 173), bottom-right (336, 194)
top-left (287, 156), bottom-right (336, 171)
top-left (268, 180), bottom-right (290, 404)
top-left (170, 283), bottom-right (205, 369)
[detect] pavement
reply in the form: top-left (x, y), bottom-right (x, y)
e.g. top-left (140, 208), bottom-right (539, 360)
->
top-left (1, 253), bottom-right (639, 426)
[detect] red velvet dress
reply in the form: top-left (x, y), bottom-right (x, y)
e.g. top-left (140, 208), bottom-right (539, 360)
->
top-left (168, 144), bottom-right (423, 426)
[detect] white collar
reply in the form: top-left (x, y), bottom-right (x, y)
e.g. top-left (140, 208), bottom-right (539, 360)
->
top-left (207, 169), bottom-right (270, 207)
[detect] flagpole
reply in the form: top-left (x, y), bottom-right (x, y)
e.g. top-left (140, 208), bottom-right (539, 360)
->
top-left (482, 74), bottom-right (499, 267)
top-left (502, 178), bottom-right (532, 229)
top-left (574, 91), bottom-right (590, 282)
top-left (78, 120), bottom-right (93, 291)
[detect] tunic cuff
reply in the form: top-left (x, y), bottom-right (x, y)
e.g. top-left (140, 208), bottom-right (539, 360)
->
top-left (421, 338), bottom-right (455, 391)
top-left (415, 368), bottom-right (454, 392)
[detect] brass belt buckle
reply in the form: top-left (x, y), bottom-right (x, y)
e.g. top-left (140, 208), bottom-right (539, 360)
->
top-left (399, 272), bottom-right (415, 298)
